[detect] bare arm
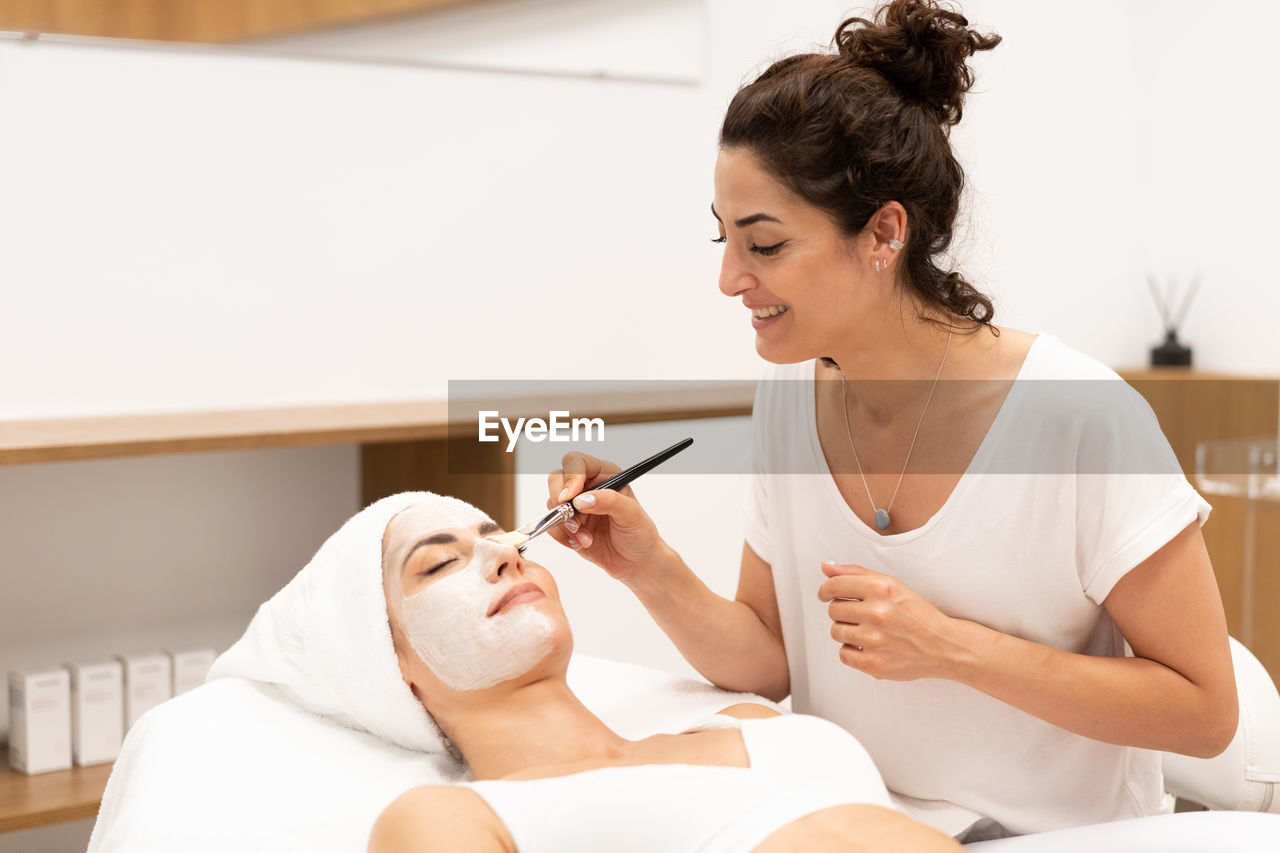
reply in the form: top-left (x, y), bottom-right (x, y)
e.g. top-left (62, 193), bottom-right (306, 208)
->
top-left (823, 521), bottom-right (1238, 757)
top-left (951, 521), bottom-right (1238, 757)
top-left (627, 541), bottom-right (789, 701)
top-left (546, 452), bottom-right (788, 700)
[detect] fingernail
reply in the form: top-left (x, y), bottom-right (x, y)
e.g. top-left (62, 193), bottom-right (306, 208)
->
top-left (575, 493), bottom-right (596, 509)
top-left (565, 518), bottom-right (579, 533)
top-left (558, 488), bottom-right (571, 503)
top-left (577, 530), bottom-right (593, 547)
top-left (568, 537), bottom-right (581, 549)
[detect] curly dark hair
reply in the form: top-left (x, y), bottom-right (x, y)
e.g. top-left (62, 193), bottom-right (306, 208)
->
top-left (719, 0), bottom-right (1002, 333)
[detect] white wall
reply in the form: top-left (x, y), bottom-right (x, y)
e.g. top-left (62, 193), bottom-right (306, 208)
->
top-left (5, 0), bottom-right (1273, 423)
top-left (1, 4), bottom-right (1278, 846)
top-left (8, 0), bottom-right (1268, 422)
top-left (0, 31), bottom-right (727, 420)
top-left (1134, 1), bottom-right (1280, 374)
top-left (955, 0), bottom-right (1280, 372)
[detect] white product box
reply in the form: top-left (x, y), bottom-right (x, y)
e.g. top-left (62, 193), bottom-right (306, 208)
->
top-left (116, 652), bottom-right (172, 729)
top-left (169, 649), bottom-right (217, 695)
top-left (7, 667), bottom-right (72, 774)
top-left (67, 659), bottom-right (124, 766)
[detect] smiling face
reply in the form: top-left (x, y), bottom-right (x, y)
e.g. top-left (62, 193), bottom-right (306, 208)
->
top-left (382, 504), bottom-right (570, 696)
top-left (713, 147), bottom-right (886, 364)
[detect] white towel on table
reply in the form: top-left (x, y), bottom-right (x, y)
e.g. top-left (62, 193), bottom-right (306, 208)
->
top-left (87, 655), bottom-right (775, 852)
top-left (88, 490), bottom-right (777, 852)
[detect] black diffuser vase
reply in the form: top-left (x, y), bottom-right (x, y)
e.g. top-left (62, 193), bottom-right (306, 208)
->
top-left (1151, 329), bottom-right (1192, 366)
top-left (1147, 274), bottom-right (1198, 369)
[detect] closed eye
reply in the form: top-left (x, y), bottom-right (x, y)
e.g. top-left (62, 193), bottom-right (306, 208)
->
top-left (424, 557), bottom-right (457, 577)
top-left (751, 241), bottom-right (786, 256)
top-left (710, 236), bottom-right (726, 244)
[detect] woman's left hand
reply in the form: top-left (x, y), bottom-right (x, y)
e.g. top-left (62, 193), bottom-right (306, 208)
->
top-left (817, 561), bottom-right (964, 681)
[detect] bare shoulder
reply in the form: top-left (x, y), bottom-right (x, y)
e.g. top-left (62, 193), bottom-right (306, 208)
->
top-left (994, 325), bottom-right (1038, 361)
top-left (367, 785), bottom-right (513, 853)
top-left (717, 702), bottom-right (782, 720)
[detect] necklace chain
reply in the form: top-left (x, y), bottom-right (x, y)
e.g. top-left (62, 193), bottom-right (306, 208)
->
top-left (839, 328), bottom-right (953, 531)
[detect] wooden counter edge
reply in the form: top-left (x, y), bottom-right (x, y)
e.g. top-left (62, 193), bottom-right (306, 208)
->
top-left (0, 757), bottom-right (112, 833)
top-left (0, 389), bottom-right (757, 466)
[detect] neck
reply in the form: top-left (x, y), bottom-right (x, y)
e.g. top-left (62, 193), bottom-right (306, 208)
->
top-left (827, 303), bottom-right (957, 421)
top-left (433, 674), bottom-right (628, 780)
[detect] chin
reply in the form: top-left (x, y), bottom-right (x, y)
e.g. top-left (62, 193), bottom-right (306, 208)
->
top-left (517, 625), bottom-right (574, 686)
top-left (545, 624), bottom-right (574, 671)
top-left (755, 336), bottom-right (817, 365)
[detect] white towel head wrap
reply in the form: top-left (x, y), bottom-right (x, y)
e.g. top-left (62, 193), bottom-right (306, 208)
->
top-left (208, 491), bottom-right (489, 754)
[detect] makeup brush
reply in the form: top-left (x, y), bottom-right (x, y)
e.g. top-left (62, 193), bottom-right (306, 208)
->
top-left (489, 437), bottom-right (694, 552)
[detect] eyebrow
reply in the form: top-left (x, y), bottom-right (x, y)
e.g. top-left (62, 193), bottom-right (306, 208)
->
top-left (400, 520), bottom-right (504, 570)
top-left (710, 203), bottom-right (783, 229)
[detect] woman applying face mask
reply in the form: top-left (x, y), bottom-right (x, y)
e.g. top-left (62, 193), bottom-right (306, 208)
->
top-left (544, 0), bottom-right (1237, 841)
top-left (369, 495), bottom-right (960, 852)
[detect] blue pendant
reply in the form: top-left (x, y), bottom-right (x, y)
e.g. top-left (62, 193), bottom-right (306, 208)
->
top-left (875, 508), bottom-right (890, 531)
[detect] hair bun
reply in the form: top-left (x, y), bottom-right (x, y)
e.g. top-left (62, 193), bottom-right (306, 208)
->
top-left (835, 0), bottom-right (1001, 126)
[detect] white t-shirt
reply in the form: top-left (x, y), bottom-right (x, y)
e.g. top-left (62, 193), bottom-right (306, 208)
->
top-left (743, 333), bottom-right (1212, 837)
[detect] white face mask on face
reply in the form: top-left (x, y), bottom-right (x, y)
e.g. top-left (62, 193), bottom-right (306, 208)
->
top-left (399, 536), bottom-right (556, 691)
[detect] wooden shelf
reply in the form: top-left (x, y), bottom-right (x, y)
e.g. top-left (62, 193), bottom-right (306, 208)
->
top-left (0, 385), bottom-right (757, 466)
top-left (0, 400), bottom-right (451, 465)
top-left (0, 758), bottom-right (112, 833)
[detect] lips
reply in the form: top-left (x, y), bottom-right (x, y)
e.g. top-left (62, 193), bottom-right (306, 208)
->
top-left (488, 582), bottom-right (544, 617)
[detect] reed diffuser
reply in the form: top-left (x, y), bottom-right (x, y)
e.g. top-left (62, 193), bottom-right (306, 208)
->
top-left (1147, 273), bottom-right (1198, 367)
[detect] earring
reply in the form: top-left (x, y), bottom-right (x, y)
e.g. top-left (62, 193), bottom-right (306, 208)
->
top-left (889, 238), bottom-right (904, 251)
top-left (874, 259), bottom-right (883, 272)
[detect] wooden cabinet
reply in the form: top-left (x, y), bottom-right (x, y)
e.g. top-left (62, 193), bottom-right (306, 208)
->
top-left (1120, 368), bottom-right (1280, 681)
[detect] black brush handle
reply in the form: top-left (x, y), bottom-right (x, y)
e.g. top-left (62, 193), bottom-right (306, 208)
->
top-left (584, 437), bottom-right (694, 495)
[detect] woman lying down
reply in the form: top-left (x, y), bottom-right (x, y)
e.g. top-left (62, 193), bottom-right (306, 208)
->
top-left (356, 492), bottom-right (957, 853)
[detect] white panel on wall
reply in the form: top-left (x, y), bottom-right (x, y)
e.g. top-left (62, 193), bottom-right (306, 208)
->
top-left (253, 0), bottom-right (706, 84)
top-left (0, 31), bottom-right (738, 422)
